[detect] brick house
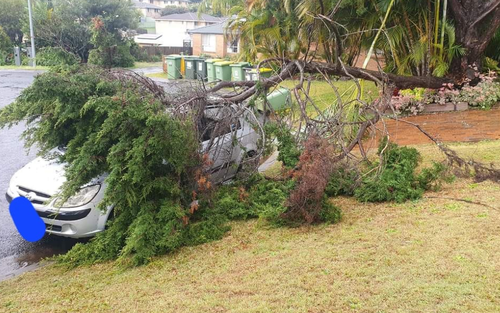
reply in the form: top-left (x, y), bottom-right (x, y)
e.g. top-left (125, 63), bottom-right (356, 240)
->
top-left (187, 22), bottom-right (239, 58)
top-left (136, 0), bottom-right (190, 9)
top-left (133, 0), bottom-right (162, 18)
top-left (154, 13), bottom-right (223, 47)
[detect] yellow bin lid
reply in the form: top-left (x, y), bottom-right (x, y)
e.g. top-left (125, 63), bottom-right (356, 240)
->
top-left (214, 61), bottom-right (234, 66)
top-left (249, 67), bottom-right (273, 73)
top-left (206, 58), bottom-right (225, 63)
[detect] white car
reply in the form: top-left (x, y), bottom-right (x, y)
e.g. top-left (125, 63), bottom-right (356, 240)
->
top-left (6, 105), bottom-right (261, 238)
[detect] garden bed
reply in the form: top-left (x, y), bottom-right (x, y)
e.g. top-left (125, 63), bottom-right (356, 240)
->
top-left (422, 101), bottom-right (468, 113)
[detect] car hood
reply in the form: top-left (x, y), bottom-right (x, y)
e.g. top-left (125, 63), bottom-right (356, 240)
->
top-left (10, 154), bottom-right (68, 197)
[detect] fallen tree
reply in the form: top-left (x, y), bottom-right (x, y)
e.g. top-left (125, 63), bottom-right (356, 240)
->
top-left (209, 59), bottom-right (454, 94)
top-left (1, 53), bottom-right (499, 267)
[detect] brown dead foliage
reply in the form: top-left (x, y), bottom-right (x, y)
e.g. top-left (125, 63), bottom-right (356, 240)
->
top-left (282, 135), bottom-right (336, 224)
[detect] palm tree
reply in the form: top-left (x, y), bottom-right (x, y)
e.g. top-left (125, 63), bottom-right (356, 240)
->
top-left (198, 0), bottom-right (243, 16)
top-left (227, 0), bottom-right (302, 61)
top-left (204, 0), bottom-right (464, 77)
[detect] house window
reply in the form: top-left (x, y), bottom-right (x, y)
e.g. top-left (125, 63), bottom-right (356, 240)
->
top-left (227, 39), bottom-right (239, 53)
top-left (202, 34), bottom-right (216, 52)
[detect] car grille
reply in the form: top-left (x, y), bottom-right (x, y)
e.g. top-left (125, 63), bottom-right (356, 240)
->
top-left (15, 186), bottom-right (52, 205)
top-left (45, 224), bottom-right (62, 232)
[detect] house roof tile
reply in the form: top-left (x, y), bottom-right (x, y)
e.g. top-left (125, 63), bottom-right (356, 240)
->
top-left (156, 12), bottom-right (223, 22)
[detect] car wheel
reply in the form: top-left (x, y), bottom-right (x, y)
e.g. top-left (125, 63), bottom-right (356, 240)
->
top-left (105, 209), bottom-right (115, 230)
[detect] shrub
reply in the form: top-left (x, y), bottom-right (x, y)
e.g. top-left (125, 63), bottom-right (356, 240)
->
top-left (88, 45), bottom-right (135, 68)
top-left (0, 51), bottom-right (11, 66)
top-left (161, 6), bottom-right (188, 15)
top-left (248, 176), bottom-right (295, 225)
top-left (149, 54), bottom-right (162, 62)
top-left (425, 69), bottom-right (500, 110)
top-left (0, 26), bottom-right (11, 52)
top-left (129, 41), bottom-right (150, 62)
top-left (392, 70), bottom-right (500, 114)
top-left (417, 162), bottom-right (455, 191)
top-left (88, 17), bottom-right (135, 68)
top-left (391, 88), bottom-right (426, 115)
top-left (35, 47), bottom-right (79, 66)
top-left (161, 4), bottom-right (198, 15)
top-left (456, 72), bottom-right (500, 109)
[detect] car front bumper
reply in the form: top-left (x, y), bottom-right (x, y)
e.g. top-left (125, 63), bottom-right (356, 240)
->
top-left (5, 188), bottom-right (106, 239)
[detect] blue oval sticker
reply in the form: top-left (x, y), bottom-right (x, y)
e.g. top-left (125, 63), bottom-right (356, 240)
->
top-left (9, 197), bottom-right (46, 242)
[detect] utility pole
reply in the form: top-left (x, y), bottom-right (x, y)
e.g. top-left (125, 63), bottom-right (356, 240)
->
top-left (27, 0), bottom-right (36, 67)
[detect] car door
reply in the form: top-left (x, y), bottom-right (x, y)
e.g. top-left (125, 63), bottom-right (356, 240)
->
top-left (200, 106), bottom-right (243, 183)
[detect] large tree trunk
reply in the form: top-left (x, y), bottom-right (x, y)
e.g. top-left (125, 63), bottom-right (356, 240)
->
top-left (449, 0), bottom-right (500, 79)
top-left (210, 60), bottom-right (453, 100)
top-left (303, 62), bottom-right (453, 89)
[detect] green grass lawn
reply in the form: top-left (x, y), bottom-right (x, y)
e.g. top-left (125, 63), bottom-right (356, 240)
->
top-left (130, 62), bottom-right (163, 69)
top-left (277, 79), bottom-right (379, 116)
top-left (145, 72), bottom-right (168, 79)
top-left (2, 140), bottom-right (500, 312)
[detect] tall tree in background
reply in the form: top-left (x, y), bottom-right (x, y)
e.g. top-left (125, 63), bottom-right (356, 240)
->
top-left (485, 29), bottom-right (500, 63)
top-left (30, 0), bottom-right (139, 62)
top-left (198, 0), bottom-right (242, 16)
top-left (0, 0), bottom-right (26, 44)
top-left (319, 0), bottom-right (464, 77)
top-left (448, 0), bottom-right (500, 77)
top-left (217, 0), bottom-right (500, 84)
top-left (0, 26), bottom-right (13, 65)
top-left (228, 0), bottom-right (302, 61)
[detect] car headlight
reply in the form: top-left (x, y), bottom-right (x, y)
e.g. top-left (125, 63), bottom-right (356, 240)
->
top-left (54, 185), bottom-right (101, 208)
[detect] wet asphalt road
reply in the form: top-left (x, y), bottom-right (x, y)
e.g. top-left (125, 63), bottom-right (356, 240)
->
top-left (0, 70), bottom-right (80, 281)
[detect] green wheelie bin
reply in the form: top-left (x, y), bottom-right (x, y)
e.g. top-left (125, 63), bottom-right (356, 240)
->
top-left (183, 56), bottom-right (197, 79)
top-left (255, 87), bottom-right (292, 112)
top-left (206, 59), bottom-right (225, 82)
top-left (245, 67), bottom-right (273, 81)
top-left (230, 62), bottom-right (251, 81)
top-left (214, 61), bottom-right (234, 81)
top-left (166, 55), bottom-right (183, 80)
top-left (194, 57), bottom-right (207, 81)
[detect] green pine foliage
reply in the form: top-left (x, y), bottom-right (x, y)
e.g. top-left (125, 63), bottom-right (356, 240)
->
top-left (0, 66), bottom-right (208, 266)
top-left (200, 175), bottom-right (295, 226)
top-left (264, 123), bottom-right (301, 169)
top-left (354, 139), bottom-right (449, 203)
top-left (319, 197), bottom-right (342, 224)
top-left (0, 66), bottom-right (301, 266)
top-left (324, 166), bottom-right (359, 197)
